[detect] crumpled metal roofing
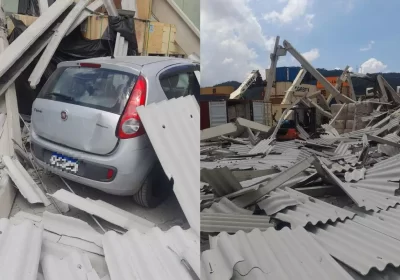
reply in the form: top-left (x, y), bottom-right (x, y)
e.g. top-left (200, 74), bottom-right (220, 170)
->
top-left (41, 250), bottom-right (101, 280)
top-left (344, 168), bottom-right (366, 182)
top-left (265, 188), bottom-right (355, 227)
top-left (351, 153), bottom-right (400, 195)
top-left (228, 144), bottom-right (252, 155)
top-left (200, 156), bottom-right (299, 170)
top-left (200, 213), bottom-right (272, 233)
top-left (200, 167), bottom-right (242, 197)
top-left (310, 219), bottom-right (400, 275)
top-left (334, 141), bottom-right (362, 156)
top-left (137, 96), bottom-right (199, 235)
top-left (323, 164), bottom-right (400, 212)
top-left (248, 139), bottom-right (274, 155)
top-left (272, 140), bottom-right (303, 153)
top-left (201, 227), bottom-right (354, 280)
top-left (257, 188), bottom-right (299, 215)
top-left (383, 132), bottom-right (400, 143)
top-left (0, 218), bottom-right (42, 280)
top-left (102, 226), bottom-right (199, 280)
top-left (3, 155), bottom-right (50, 206)
top-left (296, 124), bottom-right (310, 140)
top-left (202, 197), bottom-right (252, 215)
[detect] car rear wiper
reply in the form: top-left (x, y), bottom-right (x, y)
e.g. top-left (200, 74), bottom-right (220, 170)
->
top-left (44, 92), bottom-right (76, 102)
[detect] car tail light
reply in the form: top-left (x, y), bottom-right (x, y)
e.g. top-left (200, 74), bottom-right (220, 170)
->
top-left (107, 169), bottom-right (114, 179)
top-left (117, 75), bottom-right (147, 139)
top-left (79, 63), bottom-right (101, 68)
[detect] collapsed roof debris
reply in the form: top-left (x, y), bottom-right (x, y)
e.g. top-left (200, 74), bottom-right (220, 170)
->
top-left (201, 54), bottom-right (400, 278)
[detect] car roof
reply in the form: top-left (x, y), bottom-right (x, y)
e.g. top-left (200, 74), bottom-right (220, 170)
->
top-left (67, 56), bottom-right (189, 67)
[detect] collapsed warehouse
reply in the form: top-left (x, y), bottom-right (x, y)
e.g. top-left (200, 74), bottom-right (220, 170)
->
top-left (200, 37), bottom-right (400, 279)
top-left (0, 0), bottom-right (200, 279)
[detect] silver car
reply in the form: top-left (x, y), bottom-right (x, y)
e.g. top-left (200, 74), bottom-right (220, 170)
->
top-left (31, 56), bottom-right (200, 207)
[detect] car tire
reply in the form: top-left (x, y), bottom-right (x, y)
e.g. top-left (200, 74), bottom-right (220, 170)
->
top-left (133, 161), bottom-right (173, 208)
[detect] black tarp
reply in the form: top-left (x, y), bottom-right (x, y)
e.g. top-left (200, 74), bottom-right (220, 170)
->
top-left (8, 13), bottom-right (138, 115)
top-left (104, 16), bottom-right (138, 56)
top-left (18, 0), bottom-right (40, 16)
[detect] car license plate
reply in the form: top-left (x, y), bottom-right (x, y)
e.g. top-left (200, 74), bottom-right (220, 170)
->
top-left (49, 152), bottom-right (79, 173)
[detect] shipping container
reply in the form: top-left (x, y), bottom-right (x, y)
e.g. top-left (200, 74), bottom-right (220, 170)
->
top-left (200, 86), bottom-right (235, 95)
top-left (275, 67), bottom-right (301, 82)
top-left (275, 67), bottom-right (287, 82)
top-left (209, 101), bottom-right (228, 127)
top-left (200, 100), bottom-right (266, 129)
top-left (288, 67), bottom-right (301, 81)
top-left (317, 77), bottom-right (349, 89)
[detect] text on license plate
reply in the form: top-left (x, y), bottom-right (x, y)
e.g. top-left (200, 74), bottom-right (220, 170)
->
top-left (50, 153), bottom-right (79, 173)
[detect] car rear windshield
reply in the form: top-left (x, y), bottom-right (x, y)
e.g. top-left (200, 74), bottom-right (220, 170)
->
top-left (37, 66), bottom-right (137, 114)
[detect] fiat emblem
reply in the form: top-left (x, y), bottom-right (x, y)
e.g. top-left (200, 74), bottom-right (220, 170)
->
top-left (61, 110), bottom-right (68, 121)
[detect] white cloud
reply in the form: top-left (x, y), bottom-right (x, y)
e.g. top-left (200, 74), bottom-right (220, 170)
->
top-left (301, 48), bottom-right (320, 62)
top-left (222, 58), bottom-right (233, 64)
top-left (201, 0), bottom-right (274, 86)
top-left (264, 0), bottom-right (311, 24)
top-left (334, 67), bottom-right (341, 70)
top-left (348, 66), bottom-right (354, 72)
top-left (359, 58), bottom-right (387, 73)
top-left (305, 14), bottom-right (314, 28)
top-left (360, 40), bottom-right (375, 51)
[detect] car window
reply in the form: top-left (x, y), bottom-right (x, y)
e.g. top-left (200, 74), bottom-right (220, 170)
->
top-left (38, 67), bottom-right (136, 114)
top-left (160, 71), bottom-right (200, 100)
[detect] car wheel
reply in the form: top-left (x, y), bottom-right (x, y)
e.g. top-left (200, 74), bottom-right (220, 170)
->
top-left (133, 161), bottom-right (173, 208)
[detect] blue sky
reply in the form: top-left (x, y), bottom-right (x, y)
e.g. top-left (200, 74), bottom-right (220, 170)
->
top-left (201, 0), bottom-right (400, 86)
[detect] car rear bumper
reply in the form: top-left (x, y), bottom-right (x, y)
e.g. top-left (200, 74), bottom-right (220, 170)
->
top-left (31, 130), bottom-right (157, 196)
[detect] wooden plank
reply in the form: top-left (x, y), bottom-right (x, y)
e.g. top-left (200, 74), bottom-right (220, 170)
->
top-left (83, 15), bottom-right (109, 39)
top-left (146, 22), bottom-right (182, 55)
top-left (136, 0), bottom-right (152, 20)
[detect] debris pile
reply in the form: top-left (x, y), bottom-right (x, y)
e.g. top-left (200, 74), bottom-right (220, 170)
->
top-left (200, 107), bottom-right (400, 278)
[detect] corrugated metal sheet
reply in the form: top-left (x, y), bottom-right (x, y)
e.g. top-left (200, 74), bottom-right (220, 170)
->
top-left (386, 115), bottom-right (400, 131)
top-left (248, 139), bottom-right (274, 155)
top-left (344, 168), bottom-right (366, 182)
top-left (200, 213), bottom-right (272, 233)
top-left (201, 227), bottom-right (354, 280)
top-left (267, 188), bottom-right (355, 227)
top-left (200, 156), bottom-right (298, 170)
top-left (342, 263), bottom-right (400, 280)
top-left (310, 219), bottom-right (400, 275)
top-left (137, 96), bottom-right (199, 235)
top-left (258, 188), bottom-right (299, 215)
top-left (383, 132), bottom-right (400, 143)
top-left (272, 140), bottom-right (303, 153)
top-left (0, 218), bottom-right (42, 280)
top-left (41, 250), bottom-right (101, 280)
top-left (228, 144), bottom-right (252, 155)
top-left (102, 226), bottom-right (199, 280)
top-left (323, 164), bottom-right (400, 212)
top-left (351, 153), bottom-right (400, 195)
top-left (334, 141), bottom-right (361, 156)
top-left (296, 124), bottom-right (310, 140)
top-left (202, 197), bottom-right (252, 214)
top-left (346, 205), bottom-right (400, 241)
top-left (3, 155), bottom-right (50, 206)
top-left (200, 167), bottom-right (242, 196)
top-left (51, 190), bottom-right (155, 232)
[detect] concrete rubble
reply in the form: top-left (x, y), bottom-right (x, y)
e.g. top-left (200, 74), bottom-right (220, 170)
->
top-left (200, 98), bottom-right (400, 278)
